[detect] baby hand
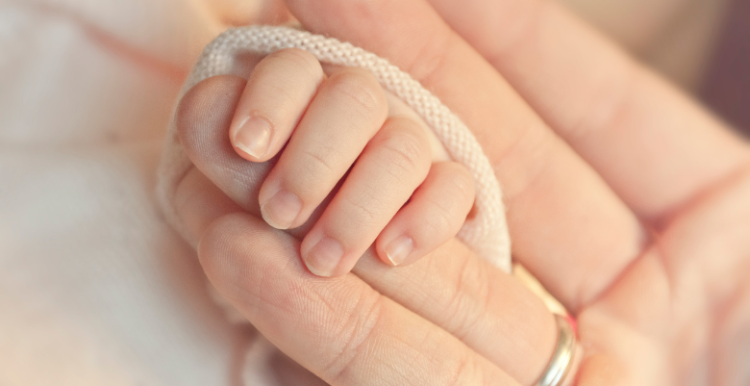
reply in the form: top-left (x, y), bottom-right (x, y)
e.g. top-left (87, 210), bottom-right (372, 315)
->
top-left (228, 48), bottom-right (475, 277)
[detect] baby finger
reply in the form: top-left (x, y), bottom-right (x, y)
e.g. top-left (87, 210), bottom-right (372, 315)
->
top-left (300, 117), bottom-right (432, 277)
top-left (229, 48), bottom-right (325, 162)
top-left (376, 161), bottom-right (476, 267)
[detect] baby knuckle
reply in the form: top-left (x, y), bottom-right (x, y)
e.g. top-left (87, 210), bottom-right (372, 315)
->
top-left (439, 165), bottom-right (476, 213)
top-left (380, 124), bottom-right (431, 176)
top-left (328, 69), bottom-right (387, 118)
top-left (340, 194), bottom-right (380, 223)
top-left (299, 146), bottom-right (339, 177)
top-left (258, 80), bottom-right (299, 104)
top-left (447, 164), bottom-right (476, 200)
top-left (424, 202), bottom-right (457, 235)
top-left (266, 48), bottom-right (322, 77)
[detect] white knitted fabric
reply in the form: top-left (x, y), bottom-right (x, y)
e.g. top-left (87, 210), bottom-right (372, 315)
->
top-left (157, 25), bottom-right (512, 273)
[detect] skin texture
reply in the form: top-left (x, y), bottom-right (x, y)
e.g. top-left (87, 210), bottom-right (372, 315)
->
top-left (225, 48), bottom-right (475, 276)
top-left (172, 0), bottom-right (750, 384)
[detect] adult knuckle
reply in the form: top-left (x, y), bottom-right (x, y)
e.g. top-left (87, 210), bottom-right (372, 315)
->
top-left (491, 120), bottom-right (554, 200)
top-left (325, 292), bottom-right (385, 382)
top-left (482, 0), bottom-right (543, 61)
top-left (446, 351), bottom-right (482, 386)
top-left (402, 28), bottom-right (453, 83)
top-left (328, 68), bottom-right (387, 119)
top-left (444, 257), bottom-right (491, 341)
top-left (566, 63), bottom-right (636, 141)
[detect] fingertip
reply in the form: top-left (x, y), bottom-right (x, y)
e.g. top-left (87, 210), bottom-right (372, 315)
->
top-left (376, 162), bottom-right (476, 267)
top-left (230, 48), bottom-right (325, 163)
top-left (229, 113), bottom-right (275, 162)
top-left (299, 226), bottom-right (364, 278)
top-left (302, 236), bottom-right (344, 277)
top-left (376, 227), bottom-right (423, 268)
top-left (259, 188), bottom-right (303, 230)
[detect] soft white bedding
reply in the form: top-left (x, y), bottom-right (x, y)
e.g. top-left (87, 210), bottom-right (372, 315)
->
top-left (0, 1), bottom-right (257, 384)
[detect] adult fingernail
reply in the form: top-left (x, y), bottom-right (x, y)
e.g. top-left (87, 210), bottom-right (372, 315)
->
top-left (304, 237), bottom-right (343, 277)
top-left (232, 116), bottom-right (273, 159)
top-left (384, 235), bottom-right (413, 266)
top-left (260, 190), bottom-right (301, 229)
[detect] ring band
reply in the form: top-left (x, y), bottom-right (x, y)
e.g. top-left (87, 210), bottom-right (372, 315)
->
top-left (536, 314), bottom-right (577, 386)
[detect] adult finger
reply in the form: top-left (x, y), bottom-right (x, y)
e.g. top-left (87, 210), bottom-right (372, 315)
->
top-left (426, 0), bottom-right (750, 222)
top-left (199, 212), bottom-right (519, 386)
top-left (171, 156), bottom-right (559, 386)
top-left (229, 48), bottom-right (324, 162)
top-left (173, 166), bottom-right (244, 243)
top-left (175, 81), bottom-right (561, 384)
top-left (353, 239), bottom-right (558, 385)
top-left (170, 151), bottom-right (562, 385)
top-left (284, 0), bottom-right (645, 311)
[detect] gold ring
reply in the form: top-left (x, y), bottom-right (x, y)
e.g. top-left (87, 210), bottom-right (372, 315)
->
top-left (536, 314), bottom-right (577, 386)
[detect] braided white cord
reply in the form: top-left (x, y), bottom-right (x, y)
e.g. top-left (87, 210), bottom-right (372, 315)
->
top-left (162, 25), bottom-right (511, 272)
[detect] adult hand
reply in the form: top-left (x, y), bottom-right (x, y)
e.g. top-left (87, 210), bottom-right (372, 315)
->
top-left (171, 0), bottom-right (750, 384)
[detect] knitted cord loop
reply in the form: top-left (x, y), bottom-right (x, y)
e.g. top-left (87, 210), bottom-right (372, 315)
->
top-left (158, 25), bottom-right (511, 272)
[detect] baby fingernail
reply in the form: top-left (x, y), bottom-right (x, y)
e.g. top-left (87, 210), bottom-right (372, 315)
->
top-left (232, 116), bottom-right (273, 159)
top-left (304, 237), bottom-right (343, 277)
top-left (260, 190), bottom-right (301, 229)
top-left (384, 236), bottom-right (413, 266)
